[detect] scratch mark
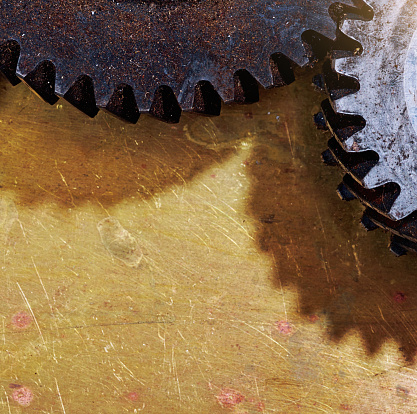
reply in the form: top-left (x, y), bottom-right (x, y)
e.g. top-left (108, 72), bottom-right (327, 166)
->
top-left (17, 220), bottom-right (28, 244)
top-left (94, 197), bottom-right (110, 216)
top-left (204, 201), bottom-right (254, 240)
top-left (378, 305), bottom-right (387, 324)
top-left (32, 257), bottom-right (52, 312)
top-left (240, 321), bottom-right (293, 357)
top-left (352, 245), bottom-right (362, 280)
top-left (172, 345), bottom-right (182, 401)
top-left (55, 378), bottom-right (66, 414)
top-left (254, 377), bottom-right (260, 397)
top-left (284, 121), bottom-right (294, 157)
top-left (278, 278), bottom-right (288, 322)
top-left (201, 183), bottom-right (217, 198)
top-left (2, 388), bottom-right (11, 414)
top-left (55, 160), bottom-right (75, 207)
top-left (36, 183), bottom-right (65, 202)
top-left (16, 282), bottom-right (46, 345)
top-left (117, 359), bottom-right (145, 385)
top-left (315, 204), bottom-right (328, 244)
top-left (2, 318), bottom-right (5, 345)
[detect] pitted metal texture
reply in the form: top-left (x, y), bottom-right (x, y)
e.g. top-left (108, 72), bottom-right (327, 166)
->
top-left (333, 0), bottom-right (417, 220)
top-left (0, 0), bottom-right (362, 118)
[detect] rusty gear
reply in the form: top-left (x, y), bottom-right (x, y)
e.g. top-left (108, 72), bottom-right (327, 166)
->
top-left (0, 0), bottom-right (364, 123)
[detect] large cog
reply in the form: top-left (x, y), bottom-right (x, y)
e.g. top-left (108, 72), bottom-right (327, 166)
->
top-left (333, 0), bottom-right (417, 220)
top-left (0, 0), bottom-right (363, 122)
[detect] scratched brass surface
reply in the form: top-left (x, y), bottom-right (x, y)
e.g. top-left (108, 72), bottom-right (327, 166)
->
top-left (1, 68), bottom-right (417, 413)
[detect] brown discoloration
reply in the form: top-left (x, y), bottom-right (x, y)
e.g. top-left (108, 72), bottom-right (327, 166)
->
top-left (0, 77), bottom-right (233, 208)
top-left (246, 69), bottom-right (417, 362)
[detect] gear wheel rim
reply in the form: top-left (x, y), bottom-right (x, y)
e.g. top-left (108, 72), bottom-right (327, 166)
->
top-left (0, 0), bottom-right (360, 120)
top-left (333, 0), bottom-right (417, 220)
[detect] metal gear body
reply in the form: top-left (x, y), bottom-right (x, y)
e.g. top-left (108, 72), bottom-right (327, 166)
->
top-left (334, 0), bottom-right (417, 221)
top-left (0, 0), bottom-right (362, 122)
top-left (317, 0), bottom-right (417, 254)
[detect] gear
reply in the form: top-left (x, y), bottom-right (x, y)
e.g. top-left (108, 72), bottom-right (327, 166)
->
top-left (316, 0), bottom-right (417, 254)
top-left (0, 0), bottom-right (364, 123)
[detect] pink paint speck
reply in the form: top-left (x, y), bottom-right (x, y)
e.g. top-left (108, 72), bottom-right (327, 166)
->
top-left (12, 386), bottom-right (33, 407)
top-left (127, 391), bottom-right (139, 402)
top-left (274, 320), bottom-right (294, 336)
top-left (11, 311), bottom-right (32, 329)
top-left (394, 292), bottom-right (407, 303)
top-left (216, 388), bottom-right (245, 409)
top-left (257, 401), bottom-right (266, 412)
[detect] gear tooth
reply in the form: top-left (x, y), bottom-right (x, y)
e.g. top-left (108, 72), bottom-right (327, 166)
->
top-left (389, 191), bottom-right (417, 222)
top-left (269, 53), bottom-right (295, 87)
top-left (252, 58), bottom-right (275, 89)
top-left (23, 60), bottom-right (58, 105)
top-left (321, 98), bottom-right (366, 143)
top-left (149, 85), bottom-right (182, 123)
top-left (301, 30), bottom-right (335, 62)
top-left (333, 56), bottom-right (360, 79)
top-left (322, 60), bottom-right (360, 101)
top-left (336, 182), bottom-right (356, 201)
top-left (343, 134), bottom-right (370, 152)
top-left (312, 74), bottom-right (325, 92)
top-left (321, 149), bottom-right (337, 165)
top-left (63, 75), bottom-right (99, 118)
top-left (192, 81), bottom-right (221, 116)
top-left (314, 112), bottom-right (329, 130)
top-left (0, 40), bottom-right (21, 86)
top-left (328, 2), bottom-right (374, 23)
top-left (389, 236), bottom-right (408, 257)
top-left (105, 84), bottom-right (140, 124)
top-left (233, 70), bottom-right (259, 104)
top-left (360, 212), bottom-right (379, 231)
top-left (333, 93), bottom-right (362, 115)
top-left (343, 174), bottom-right (400, 217)
top-left (327, 136), bottom-right (378, 180)
top-left (362, 162), bottom-right (393, 189)
top-left (331, 28), bottom-right (363, 59)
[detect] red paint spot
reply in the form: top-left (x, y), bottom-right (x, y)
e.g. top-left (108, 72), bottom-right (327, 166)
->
top-left (216, 388), bottom-right (245, 408)
top-left (12, 386), bottom-right (33, 407)
top-left (210, 174), bottom-right (217, 178)
top-left (11, 311), bottom-right (32, 329)
top-left (127, 391), bottom-right (139, 402)
top-left (394, 292), bottom-right (407, 303)
top-left (340, 404), bottom-right (351, 410)
top-left (257, 401), bottom-right (265, 412)
top-left (141, 164), bottom-right (147, 169)
top-left (308, 314), bottom-right (319, 323)
top-left (243, 160), bottom-right (250, 166)
top-left (274, 320), bottom-right (294, 336)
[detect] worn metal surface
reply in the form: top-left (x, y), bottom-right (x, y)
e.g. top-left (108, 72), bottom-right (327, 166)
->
top-left (332, 0), bottom-right (417, 220)
top-left (2, 66), bottom-right (417, 413)
top-left (0, 0), bottom-right (361, 114)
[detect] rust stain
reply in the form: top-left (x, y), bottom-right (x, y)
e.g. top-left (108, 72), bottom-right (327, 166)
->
top-left (274, 320), bottom-right (294, 336)
top-left (216, 388), bottom-right (245, 409)
top-left (11, 311), bottom-right (32, 329)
